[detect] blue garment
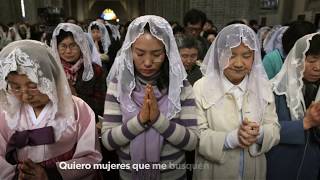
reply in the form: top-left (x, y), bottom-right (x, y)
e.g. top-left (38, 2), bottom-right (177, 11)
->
top-left (262, 49), bottom-right (284, 79)
top-left (266, 95), bottom-right (320, 180)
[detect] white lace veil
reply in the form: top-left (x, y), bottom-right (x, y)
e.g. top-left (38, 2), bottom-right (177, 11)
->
top-left (263, 26), bottom-right (288, 54)
top-left (272, 33), bottom-right (320, 121)
top-left (106, 21), bottom-right (121, 40)
top-left (257, 26), bottom-right (271, 48)
top-left (0, 40), bottom-right (75, 140)
top-left (85, 32), bottom-right (102, 66)
top-left (200, 24), bottom-right (273, 120)
top-left (107, 15), bottom-right (187, 120)
top-left (7, 26), bottom-right (22, 41)
top-left (51, 23), bottom-right (94, 81)
top-left (88, 21), bottom-right (111, 54)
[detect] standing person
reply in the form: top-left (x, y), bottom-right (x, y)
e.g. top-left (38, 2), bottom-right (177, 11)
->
top-left (102, 15), bottom-right (198, 180)
top-left (88, 21), bottom-right (111, 71)
top-left (257, 26), bottom-right (271, 58)
top-left (0, 40), bottom-right (102, 180)
top-left (267, 33), bottom-right (320, 180)
top-left (183, 9), bottom-right (209, 61)
top-left (175, 35), bottom-right (202, 86)
top-left (193, 24), bottom-right (280, 180)
top-left (175, 34), bottom-right (202, 180)
top-left (51, 23), bottom-right (106, 122)
top-left (263, 21), bottom-right (316, 79)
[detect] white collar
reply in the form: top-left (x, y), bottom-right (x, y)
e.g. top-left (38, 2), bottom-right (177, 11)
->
top-left (25, 102), bottom-right (52, 126)
top-left (222, 75), bottom-right (248, 93)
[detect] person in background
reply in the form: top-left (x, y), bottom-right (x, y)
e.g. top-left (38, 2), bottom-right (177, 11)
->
top-left (88, 21), bottom-right (112, 72)
top-left (249, 19), bottom-right (260, 33)
top-left (193, 24), bottom-right (280, 180)
top-left (102, 15), bottom-right (198, 180)
top-left (266, 33), bottom-right (320, 180)
top-left (96, 17), bottom-right (122, 75)
top-left (0, 40), bottom-right (102, 180)
top-left (202, 29), bottom-right (217, 44)
top-left (85, 32), bottom-right (103, 67)
top-left (0, 23), bottom-right (10, 50)
top-left (175, 35), bottom-right (202, 86)
top-left (183, 9), bottom-right (209, 60)
top-left (257, 26), bottom-right (271, 58)
top-left (65, 17), bottom-right (78, 25)
top-left (263, 21), bottom-right (316, 79)
top-left (51, 23), bottom-right (106, 123)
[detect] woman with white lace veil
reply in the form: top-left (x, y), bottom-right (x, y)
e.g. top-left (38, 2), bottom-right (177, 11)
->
top-left (193, 24), bottom-right (280, 180)
top-left (263, 21), bottom-right (316, 80)
top-left (51, 23), bottom-right (106, 122)
top-left (266, 33), bottom-right (320, 180)
top-left (85, 32), bottom-right (102, 67)
top-left (101, 15), bottom-right (198, 180)
top-left (0, 40), bottom-right (102, 180)
top-left (7, 25), bottom-right (22, 42)
top-left (88, 21), bottom-right (111, 69)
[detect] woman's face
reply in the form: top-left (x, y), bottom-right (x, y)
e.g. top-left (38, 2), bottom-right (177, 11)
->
top-left (304, 54), bottom-right (320, 82)
top-left (7, 73), bottom-right (49, 109)
top-left (91, 29), bottom-right (101, 42)
top-left (223, 43), bottom-right (254, 85)
top-left (58, 36), bottom-right (81, 63)
top-left (132, 32), bottom-right (166, 77)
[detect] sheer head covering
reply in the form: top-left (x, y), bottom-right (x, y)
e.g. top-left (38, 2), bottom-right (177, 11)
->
top-left (257, 26), bottom-right (271, 47)
top-left (201, 24), bottom-right (273, 120)
top-left (51, 23), bottom-right (94, 81)
top-left (106, 21), bottom-right (121, 40)
top-left (0, 26), bottom-right (9, 50)
top-left (0, 40), bottom-right (75, 140)
top-left (272, 33), bottom-right (320, 120)
top-left (263, 26), bottom-right (288, 55)
top-left (85, 32), bottom-right (102, 66)
top-left (88, 21), bottom-right (111, 54)
top-left (7, 26), bottom-right (22, 41)
top-left (107, 15), bottom-right (187, 120)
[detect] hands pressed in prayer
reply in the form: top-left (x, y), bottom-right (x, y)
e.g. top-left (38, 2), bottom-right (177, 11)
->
top-left (238, 118), bottom-right (260, 148)
top-left (140, 86), bottom-right (151, 124)
top-left (304, 101), bottom-right (320, 130)
top-left (147, 85), bottom-right (160, 122)
top-left (139, 84), bottom-right (160, 124)
top-left (18, 159), bottom-right (48, 180)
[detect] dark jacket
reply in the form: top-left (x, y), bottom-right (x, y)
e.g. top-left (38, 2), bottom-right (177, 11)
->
top-left (186, 65), bottom-right (202, 86)
top-left (75, 63), bottom-right (106, 121)
top-left (266, 95), bottom-right (320, 180)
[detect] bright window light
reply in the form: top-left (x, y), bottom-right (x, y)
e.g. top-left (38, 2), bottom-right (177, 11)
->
top-left (101, 8), bottom-right (117, 20)
top-left (21, 0), bottom-right (26, 18)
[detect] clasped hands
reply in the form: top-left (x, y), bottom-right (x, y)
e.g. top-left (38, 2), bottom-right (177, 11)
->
top-left (304, 101), bottom-right (320, 130)
top-left (18, 159), bottom-right (48, 180)
top-left (238, 118), bottom-right (260, 148)
top-left (139, 84), bottom-right (160, 125)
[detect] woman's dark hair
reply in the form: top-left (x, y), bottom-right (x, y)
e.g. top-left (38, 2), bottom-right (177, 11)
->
top-left (56, 29), bottom-right (74, 45)
top-left (90, 24), bottom-right (100, 31)
top-left (90, 24), bottom-right (104, 53)
top-left (306, 34), bottom-right (320, 56)
top-left (282, 20), bottom-right (316, 55)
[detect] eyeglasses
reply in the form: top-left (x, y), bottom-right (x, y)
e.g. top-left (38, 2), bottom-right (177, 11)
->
top-left (7, 85), bottom-right (40, 96)
top-left (58, 43), bottom-right (79, 52)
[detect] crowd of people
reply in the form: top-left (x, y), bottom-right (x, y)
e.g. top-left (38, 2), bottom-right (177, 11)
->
top-left (0, 8), bottom-right (319, 180)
